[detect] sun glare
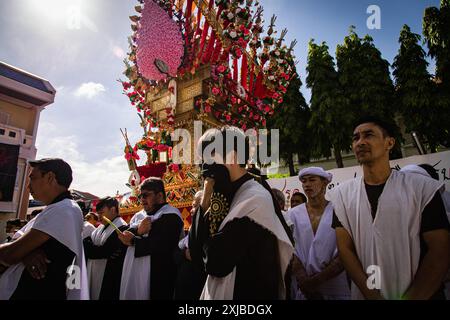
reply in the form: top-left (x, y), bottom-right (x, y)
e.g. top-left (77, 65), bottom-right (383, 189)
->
top-left (25, 0), bottom-right (85, 30)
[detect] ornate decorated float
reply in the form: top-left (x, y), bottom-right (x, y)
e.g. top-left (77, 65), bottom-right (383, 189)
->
top-left (119, 0), bottom-right (297, 229)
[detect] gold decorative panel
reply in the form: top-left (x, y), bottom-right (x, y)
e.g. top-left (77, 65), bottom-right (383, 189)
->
top-left (152, 95), bottom-right (170, 112)
top-left (179, 82), bottom-right (202, 103)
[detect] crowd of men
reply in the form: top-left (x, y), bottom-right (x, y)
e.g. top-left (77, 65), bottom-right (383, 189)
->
top-left (0, 116), bottom-right (449, 300)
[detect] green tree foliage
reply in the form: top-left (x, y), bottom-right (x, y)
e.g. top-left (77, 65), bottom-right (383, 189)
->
top-left (306, 40), bottom-right (351, 168)
top-left (267, 68), bottom-right (311, 176)
top-left (336, 27), bottom-right (402, 159)
top-left (393, 25), bottom-right (442, 152)
top-left (423, 0), bottom-right (450, 86)
top-left (423, 0), bottom-right (450, 147)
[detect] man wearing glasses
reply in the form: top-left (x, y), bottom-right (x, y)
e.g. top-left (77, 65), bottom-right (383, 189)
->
top-left (118, 178), bottom-right (183, 300)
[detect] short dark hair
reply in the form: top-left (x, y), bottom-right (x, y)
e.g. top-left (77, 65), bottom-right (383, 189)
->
top-left (140, 177), bottom-right (166, 201)
top-left (96, 197), bottom-right (119, 213)
top-left (30, 209), bottom-right (43, 218)
top-left (353, 115), bottom-right (396, 138)
top-left (29, 158), bottom-right (73, 188)
top-left (419, 163), bottom-right (439, 181)
top-left (292, 192), bottom-right (307, 203)
top-left (198, 126), bottom-right (250, 168)
top-left (6, 218), bottom-right (22, 228)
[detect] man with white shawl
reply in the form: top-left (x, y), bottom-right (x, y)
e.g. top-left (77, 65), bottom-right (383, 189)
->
top-left (331, 116), bottom-right (449, 300)
top-left (189, 127), bottom-right (294, 300)
top-left (288, 167), bottom-right (350, 300)
top-left (84, 197), bottom-right (128, 300)
top-left (118, 177), bottom-right (183, 300)
top-left (0, 158), bottom-right (88, 300)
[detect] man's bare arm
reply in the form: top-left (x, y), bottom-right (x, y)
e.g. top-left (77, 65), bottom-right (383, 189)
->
top-left (335, 227), bottom-right (383, 300)
top-left (403, 229), bottom-right (449, 300)
top-left (308, 256), bottom-right (345, 286)
top-left (0, 229), bottom-right (50, 266)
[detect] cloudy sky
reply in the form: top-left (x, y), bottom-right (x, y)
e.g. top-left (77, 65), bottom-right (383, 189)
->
top-left (0, 0), bottom-right (439, 197)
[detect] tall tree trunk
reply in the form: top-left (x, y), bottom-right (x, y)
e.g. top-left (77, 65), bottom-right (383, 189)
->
top-left (297, 153), bottom-right (309, 166)
top-left (334, 146), bottom-right (344, 168)
top-left (287, 152), bottom-right (296, 176)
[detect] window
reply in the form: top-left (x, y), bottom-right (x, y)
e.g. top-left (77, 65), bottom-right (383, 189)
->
top-left (0, 128), bottom-right (5, 135)
top-left (9, 131), bottom-right (16, 138)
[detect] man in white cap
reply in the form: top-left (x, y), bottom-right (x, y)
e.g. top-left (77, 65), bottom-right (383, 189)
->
top-left (288, 167), bottom-right (350, 300)
top-left (331, 116), bottom-right (449, 300)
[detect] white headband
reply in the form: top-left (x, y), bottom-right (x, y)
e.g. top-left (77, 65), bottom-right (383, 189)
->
top-left (298, 167), bottom-right (333, 183)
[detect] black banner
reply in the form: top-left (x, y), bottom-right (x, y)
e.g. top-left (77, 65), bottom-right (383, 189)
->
top-left (0, 143), bottom-right (19, 202)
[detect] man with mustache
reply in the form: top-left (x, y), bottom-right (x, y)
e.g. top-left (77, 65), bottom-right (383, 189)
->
top-left (118, 178), bottom-right (183, 300)
top-left (332, 116), bottom-right (449, 300)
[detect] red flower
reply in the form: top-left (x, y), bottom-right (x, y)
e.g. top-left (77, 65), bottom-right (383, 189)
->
top-left (272, 92), bottom-right (280, 99)
top-left (146, 140), bottom-right (156, 148)
top-left (237, 38), bottom-right (247, 48)
top-left (226, 114), bottom-right (231, 122)
top-left (212, 87), bottom-right (221, 95)
top-left (204, 104), bottom-right (212, 113)
top-left (156, 144), bottom-right (169, 152)
top-left (217, 65), bottom-right (226, 73)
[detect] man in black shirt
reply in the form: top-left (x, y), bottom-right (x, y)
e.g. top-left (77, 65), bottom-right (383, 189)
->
top-left (189, 127), bottom-right (294, 300)
top-left (0, 158), bottom-right (87, 300)
top-left (118, 178), bottom-right (183, 300)
top-left (331, 116), bottom-right (449, 300)
top-left (84, 197), bottom-right (128, 300)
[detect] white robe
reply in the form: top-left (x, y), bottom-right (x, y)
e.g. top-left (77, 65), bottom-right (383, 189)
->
top-left (331, 170), bottom-right (442, 300)
top-left (288, 202), bottom-right (350, 300)
top-left (0, 199), bottom-right (89, 300)
top-left (82, 222), bottom-right (96, 240)
top-left (201, 179), bottom-right (294, 300)
top-left (119, 204), bottom-right (182, 300)
top-left (87, 217), bottom-right (127, 300)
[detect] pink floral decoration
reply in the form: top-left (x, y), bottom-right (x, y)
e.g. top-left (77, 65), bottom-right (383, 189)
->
top-left (136, 0), bottom-right (184, 82)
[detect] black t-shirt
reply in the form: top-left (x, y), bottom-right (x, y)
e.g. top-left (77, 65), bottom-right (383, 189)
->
top-left (364, 183), bottom-right (385, 220)
top-left (10, 191), bottom-right (76, 300)
top-left (10, 238), bottom-right (75, 300)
